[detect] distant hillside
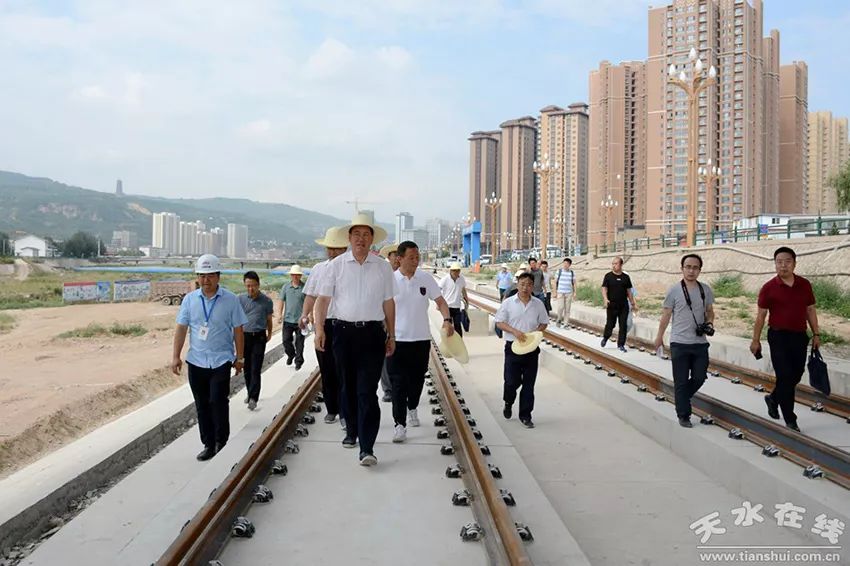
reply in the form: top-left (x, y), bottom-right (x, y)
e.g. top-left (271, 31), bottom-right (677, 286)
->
top-left (0, 171), bottom-right (349, 244)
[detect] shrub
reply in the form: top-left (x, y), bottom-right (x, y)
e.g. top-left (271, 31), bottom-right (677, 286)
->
top-left (713, 274), bottom-right (750, 298)
top-left (810, 278), bottom-right (850, 319)
top-left (576, 284), bottom-right (603, 307)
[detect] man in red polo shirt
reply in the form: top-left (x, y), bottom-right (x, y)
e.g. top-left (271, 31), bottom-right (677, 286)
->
top-left (750, 246), bottom-right (820, 432)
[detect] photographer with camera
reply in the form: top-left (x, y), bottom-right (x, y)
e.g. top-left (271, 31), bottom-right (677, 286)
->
top-left (654, 254), bottom-right (715, 428)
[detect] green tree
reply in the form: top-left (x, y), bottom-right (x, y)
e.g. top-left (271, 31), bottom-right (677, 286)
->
top-left (62, 231), bottom-right (100, 258)
top-left (0, 231), bottom-right (11, 256)
top-left (830, 160), bottom-right (850, 212)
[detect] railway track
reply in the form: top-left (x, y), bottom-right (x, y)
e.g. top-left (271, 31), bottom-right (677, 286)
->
top-left (465, 289), bottom-right (850, 491)
top-left (156, 343), bottom-right (532, 566)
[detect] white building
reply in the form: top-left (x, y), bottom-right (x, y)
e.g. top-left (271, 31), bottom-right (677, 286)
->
top-left (730, 213), bottom-right (850, 240)
top-left (152, 212), bottom-right (180, 255)
top-left (395, 212), bottom-right (414, 243)
top-left (14, 235), bottom-right (49, 258)
top-left (227, 223), bottom-right (249, 258)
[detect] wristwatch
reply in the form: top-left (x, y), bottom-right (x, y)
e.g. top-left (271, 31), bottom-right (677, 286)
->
top-left (236, 358), bottom-right (245, 363)
top-left (443, 318), bottom-right (452, 322)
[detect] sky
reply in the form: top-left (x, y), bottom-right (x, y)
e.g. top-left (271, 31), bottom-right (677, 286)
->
top-left (1, 0), bottom-right (848, 225)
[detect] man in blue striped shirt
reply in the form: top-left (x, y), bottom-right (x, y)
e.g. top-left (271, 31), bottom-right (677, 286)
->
top-left (554, 258), bottom-right (576, 324)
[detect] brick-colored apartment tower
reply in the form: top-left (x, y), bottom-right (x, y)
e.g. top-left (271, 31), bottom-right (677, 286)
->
top-left (807, 111), bottom-right (850, 214)
top-left (778, 61), bottom-right (808, 213)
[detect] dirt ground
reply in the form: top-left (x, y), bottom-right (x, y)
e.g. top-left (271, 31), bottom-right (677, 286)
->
top-left (0, 302), bottom-right (187, 478)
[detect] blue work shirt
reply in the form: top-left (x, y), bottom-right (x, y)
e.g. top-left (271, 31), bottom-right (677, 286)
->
top-left (177, 287), bottom-right (248, 369)
top-left (496, 270), bottom-right (513, 290)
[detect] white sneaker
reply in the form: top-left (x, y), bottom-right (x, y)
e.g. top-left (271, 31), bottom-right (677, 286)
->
top-left (340, 418), bottom-right (346, 431)
top-left (392, 423), bottom-right (407, 443)
top-left (407, 409), bottom-right (420, 427)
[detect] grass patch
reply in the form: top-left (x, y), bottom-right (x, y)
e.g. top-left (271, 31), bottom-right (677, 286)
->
top-left (818, 329), bottom-right (846, 345)
top-left (0, 257), bottom-right (13, 265)
top-left (576, 284), bottom-right (604, 307)
top-left (0, 312), bottom-right (15, 333)
top-left (58, 323), bottom-right (147, 339)
top-left (712, 274), bottom-right (752, 298)
top-left (811, 278), bottom-right (850, 319)
top-left (735, 309), bottom-right (753, 321)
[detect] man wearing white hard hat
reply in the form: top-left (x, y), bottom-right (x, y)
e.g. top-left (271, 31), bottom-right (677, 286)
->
top-left (301, 227), bottom-right (349, 427)
top-left (438, 261), bottom-right (469, 336)
top-left (172, 254), bottom-right (248, 461)
top-left (315, 213), bottom-right (396, 467)
top-left (387, 240), bottom-right (454, 443)
top-left (494, 271), bottom-right (548, 428)
top-left (277, 265), bottom-right (306, 370)
top-left (496, 263), bottom-right (512, 301)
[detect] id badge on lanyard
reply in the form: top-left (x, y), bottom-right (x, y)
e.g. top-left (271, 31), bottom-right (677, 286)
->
top-left (198, 295), bottom-right (219, 341)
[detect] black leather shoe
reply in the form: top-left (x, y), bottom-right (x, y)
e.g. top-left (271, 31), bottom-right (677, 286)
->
top-left (678, 418), bottom-right (693, 428)
top-left (286, 357), bottom-right (293, 366)
top-left (764, 395), bottom-right (780, 420)
top-left (196, 446), bottom-right (216, 461)
top-left (786, 422), bottom-right (801, 432)
top-left (342, 436), bottom-right (357, 449)
top-left (295, 362), bottom-right (303, 371)
top-left (503, 404), bottom-right (512, 419)
top-left (215, 442), bottom-right (226, 453)
top-left (521, 419), bottom-right (535, 429)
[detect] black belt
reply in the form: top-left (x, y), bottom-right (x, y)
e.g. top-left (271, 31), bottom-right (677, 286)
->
top-left (245, 330), bottom-right (266, 336)
top-left (332, 320), bottom-right (383, 329)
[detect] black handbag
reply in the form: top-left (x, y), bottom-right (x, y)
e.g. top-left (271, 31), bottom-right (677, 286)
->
top-left (807, 347), bottom-right (831, 397)
top-left (461, 309), bottom-right (470, 332)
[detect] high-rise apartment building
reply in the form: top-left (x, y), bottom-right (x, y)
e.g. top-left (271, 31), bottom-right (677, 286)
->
top-left (395, 212), bottom-right (414, 244)
top-left (647, 0), bottom-right (780, 237)
top-left (778, 61), bottom-right (808, 213)
top-left (589, 61), bottom-right (648, 247)
top-left (537, 104), bottom-right (590, 253)
top-left (152, 212), bottom-right (180, 255)
top-left (227, 223), bottom-right (249, 258)
top-left (111, 230), bottom-right (138, 250)
top-left (498, 117), bottom-right (538, 251)
top-left (425, 218), bottom-right (452, 251)
top-left (468, 130), bottom-right (501, 248)
top-left (808, 111), bottom-right (850, 214)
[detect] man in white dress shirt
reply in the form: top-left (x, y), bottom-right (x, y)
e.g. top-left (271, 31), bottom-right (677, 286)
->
top-left (388, 241), bottom-right (454, 443)
top-left (439, 262), bottom-right (469, 336)
top-left (300, 226), bottom-right (348, 427)
top-left (315, 214), bottom-right (396, 467)
top-left (494, 272), bottom-right (549, 428)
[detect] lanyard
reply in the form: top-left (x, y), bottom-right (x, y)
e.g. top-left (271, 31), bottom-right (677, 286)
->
top-left (200, 294), bottom-right (219, 326)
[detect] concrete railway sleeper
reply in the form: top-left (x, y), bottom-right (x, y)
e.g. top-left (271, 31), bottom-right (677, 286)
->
top-left (156, 341), bottom-right (534, 566)
top-left (465, 292), bottom-right (850, 491)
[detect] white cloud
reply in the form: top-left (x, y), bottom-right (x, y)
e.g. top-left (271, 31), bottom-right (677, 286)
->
top-left (376, 46), bottom-right (413, 71)
top-left (238, 119), bottom-right (272, 138)
top-left (74, 85), bottom-right (107, 100)
top-left (304, 38), bottom-right (355, 79)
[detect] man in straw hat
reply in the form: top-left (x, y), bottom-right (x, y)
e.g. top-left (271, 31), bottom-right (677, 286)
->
top-left (276, 264), bottom-right (306, 370)
top-left (377, 243), bottom-right (400, 402)
top-left (388, 240), bottom-right (454, 443)
top-left (301, 227), bottom-right (349, 427)
top-left (494, 272), bottom-right (549, 429)
top-left (439, 261), bottom-right (469, 336)
top-left (495, 263), bottom-right (512, 301)
top-left (172, 254), bottom-right (248, 461)
top-left (315, 213), bottom-right (396, 467)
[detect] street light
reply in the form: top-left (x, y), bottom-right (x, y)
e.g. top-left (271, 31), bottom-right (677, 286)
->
top-left (552, 212), bottom-right (566, 257)
top-left (484, 192), bottom-right (502, 258)
top-left (601, 192), bottom-right (619, 249)
top-left (523, 225), bottom-right (535, 253)
top-left (698, 158), bottom-right (721, 242)
top-left (668, 46), bottom-right (717, 248)
top-left (533, 154), bottom-right (559, 258)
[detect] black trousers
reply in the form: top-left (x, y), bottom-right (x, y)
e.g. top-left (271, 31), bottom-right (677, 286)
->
top-left (282, 322), bottom-right (305, 365)
top-left (603, 302), bottom-right (629, 347)
top-left (670, 342), bottom-right (710, 419)
top-left (386, 340), bottom-right (431, 427)
top-left (188, 362), bottom-right (231, 448)
top-left (449, 307), bottom-right (464, 336)
top-left (767, 329), bottom-right (809, 425)
top-left (332, 321), bottom-right (386, 455)
top-left (316, 319), bottom-right (344, 418)
top-left (243, 331), bottom-right (267, 402)
top-left (503, 343), bottom-right (539, 421)
top-left (544, 292), bottom-right (552, 312)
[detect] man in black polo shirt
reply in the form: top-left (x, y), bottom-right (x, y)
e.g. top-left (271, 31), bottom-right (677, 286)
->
top-left (601, 257), bottom-right (637, 352)
top-left (751, 246), bottom-right (820, 432)
top-left (238, 271), bottom-right (274, 411)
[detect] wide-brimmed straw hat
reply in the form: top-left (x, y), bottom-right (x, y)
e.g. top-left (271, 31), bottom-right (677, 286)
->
top-left (379, 243), bottom-right (398, 258)
top-left (440, 328), bottom-right (469, 364)
top-left (449, 261), bottom-right (463, 271)
top-left (289, 264), bottom-right (304, 276)
top-left (341, 212), bottom-right (388, 243)
top-left (514, 270), bottom-right (525, 278)
top-left (511, 331), bottom-right (543, 355)
top-left (315, 226), bottom-right (349, 249)
top-left (518, 263), bottom-right (529, 270)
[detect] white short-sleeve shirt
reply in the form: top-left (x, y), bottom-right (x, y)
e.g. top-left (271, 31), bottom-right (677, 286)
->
top-left (394, 269), bottom-right (442, 342)
top-left (318, 251), bottom-right (396, 322)
top-left (493, 294), bottom-right (549, 342)
top-left (439, 274), bottom-right (466, 308)
top-left (304, 259), bottom-right (337, 319)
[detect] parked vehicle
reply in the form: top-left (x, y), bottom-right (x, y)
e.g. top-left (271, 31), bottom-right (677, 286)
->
top-left (151, 280), bottom-right (195, 305)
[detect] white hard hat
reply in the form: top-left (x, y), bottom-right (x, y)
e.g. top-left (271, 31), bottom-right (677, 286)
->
top-left (449, 261), bottom-right (463, 270)
top-left (289, 264), bottom-right (304, 275)
top-left (195, 254), bottom-right (222, 274)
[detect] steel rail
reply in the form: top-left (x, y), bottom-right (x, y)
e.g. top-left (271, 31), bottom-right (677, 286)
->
top-left (465, 285), bottom-right (850, 420)
top-left (466, 292), bottom-right (850, 490)
top-left (429, 345), bottom-right (532, 566)
top-left (157, 368), bottom-right (322, 566)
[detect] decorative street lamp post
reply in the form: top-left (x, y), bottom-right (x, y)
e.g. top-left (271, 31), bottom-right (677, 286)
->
top-left (533, 154), bottom-right (559, 258)
top-left (484, 192), bottom-right (502, 258)
top-left (668, 46), bottom-right (717, 248)
top-left (601, 193), bottom-right (619, 250)
top-left (523, 225), bottom-right (535, 252)
top-left (698, 158), bottom-right (721, 243)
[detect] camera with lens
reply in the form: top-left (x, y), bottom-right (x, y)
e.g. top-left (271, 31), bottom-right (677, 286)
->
top-left (695, 322), bottom-right (715, 337)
